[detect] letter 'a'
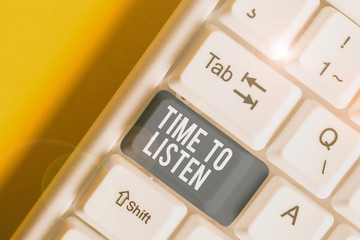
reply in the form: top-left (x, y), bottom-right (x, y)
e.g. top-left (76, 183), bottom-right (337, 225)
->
top-left (280, 205), bottom-right (299, 226)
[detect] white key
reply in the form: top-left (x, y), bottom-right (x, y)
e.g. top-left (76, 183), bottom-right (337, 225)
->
top-left (328, 0), bottom-right (360, 25)
top-left (332, 163), bottom-right (360, 228)
top-left (174, 215), bottom-right (232, 240)
top-left (218, 0), bottom-right (319, 59)
top-left (285, 7), bottom-right (360, 109)
top-left (169, 27), bottom-right (301, 150)
top-left (77, 154), bottom-right (187, 240)
top-left (349, 96), bottom-right (360, 127)
top-left (234, 177), bottom-right (333, 240)
top-left (54, 217), bottom-right (105, 240)
top-left (267, 99), bottom-right (360, 198)
top-left (327, 224), bottom-right (360, 240)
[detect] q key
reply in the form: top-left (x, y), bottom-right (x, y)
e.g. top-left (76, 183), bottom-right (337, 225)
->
top-left (319, 128), bottom-right (338, 151)
top-left (268, 99), bottom-right (360, 198)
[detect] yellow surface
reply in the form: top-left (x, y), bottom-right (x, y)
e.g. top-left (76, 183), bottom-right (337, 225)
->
top-left (0, 0), bottom-right (181, 238)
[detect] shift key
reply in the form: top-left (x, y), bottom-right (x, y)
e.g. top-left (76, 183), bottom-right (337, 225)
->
top-left (121, 91), bottom-right (269, 226)
top-left (78, 154), bottom-right (187, 240)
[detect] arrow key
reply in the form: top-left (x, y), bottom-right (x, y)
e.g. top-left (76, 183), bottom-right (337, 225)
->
top-left (77, 154), bottom-right (187, 240)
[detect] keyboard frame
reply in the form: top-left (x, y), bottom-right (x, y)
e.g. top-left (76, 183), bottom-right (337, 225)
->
top-left (12, 0), bottom-right (223, 238)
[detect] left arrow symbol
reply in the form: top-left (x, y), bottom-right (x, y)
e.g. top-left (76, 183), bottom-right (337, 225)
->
top-left (116, 190), bottom-right (130, 206)
top-left (241, 72), bottom-right (267, 93)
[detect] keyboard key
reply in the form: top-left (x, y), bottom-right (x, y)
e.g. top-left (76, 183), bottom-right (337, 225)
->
top-left (121, 91), bottom-right (269, 226)
top-left (285, 7), bottom-right (360, 109)
top-left (328, 0), bottom-right (360, 25)
top-left (77, 154), bottom-right (187, 240)
top-left (219, 0), bottom-right (319, 59)
top-left (169, 28), bottom-right (301, 150)
top-left (174, 215), bottom-right (231, 240)
top-left (349, 96), bottom-right (360, 127)
top-left (234, 177), bottom-right (334, 240)
top-left (54, 217), bottom-right (105, 240)
top-left (327, 224), bottom-right (360, 240)
top-left (267, 99), bottom-right (360, 198)
top-left (332, 163), bottom-right (360, 228)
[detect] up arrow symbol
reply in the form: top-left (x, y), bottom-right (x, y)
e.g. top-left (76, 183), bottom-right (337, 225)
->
top-left (241, 72), bottom-right (267, 93)
top-left (116, 190), bottom-right (130, 206)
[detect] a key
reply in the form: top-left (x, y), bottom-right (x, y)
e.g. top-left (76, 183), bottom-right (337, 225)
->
top-left (332, 163), bottom-right (360, 228)
top-left (54, 217), bottom-right (105, 240)
top-left (327, 224), bottom-right (360, 240)
top-left (267, 99), bottom-right (360, 199)
top-left (174, 215), bottom-right (232, 240)
top-left (285, 7), bottom-right (360, 109)
top-left (121, 91), bottom-right (269, 226)
top-left (349, 96), bottom-right (360, 127)
top-left (234, 177), bottom-right (334, 240)
top-left (218, 0), bottom-right (319, 59)
top-left (169, 27), bottom-right (301, 150)
top-left (77, 154), bottom-right (187, 240)
top-left (328, 0), bottom-right (360, 25)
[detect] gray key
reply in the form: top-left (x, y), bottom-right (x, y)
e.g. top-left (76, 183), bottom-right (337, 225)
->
top-left (121, 91), bottom-right (269, 226)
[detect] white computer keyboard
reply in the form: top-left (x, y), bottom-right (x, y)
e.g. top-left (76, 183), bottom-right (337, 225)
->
top-left (12, 0), bottom-right (360, 239)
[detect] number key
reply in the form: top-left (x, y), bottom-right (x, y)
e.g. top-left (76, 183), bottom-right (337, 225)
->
top-left (219, 0), bottom-right (319, 59)
top-left (285, 7), bottom-right (360, 109)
